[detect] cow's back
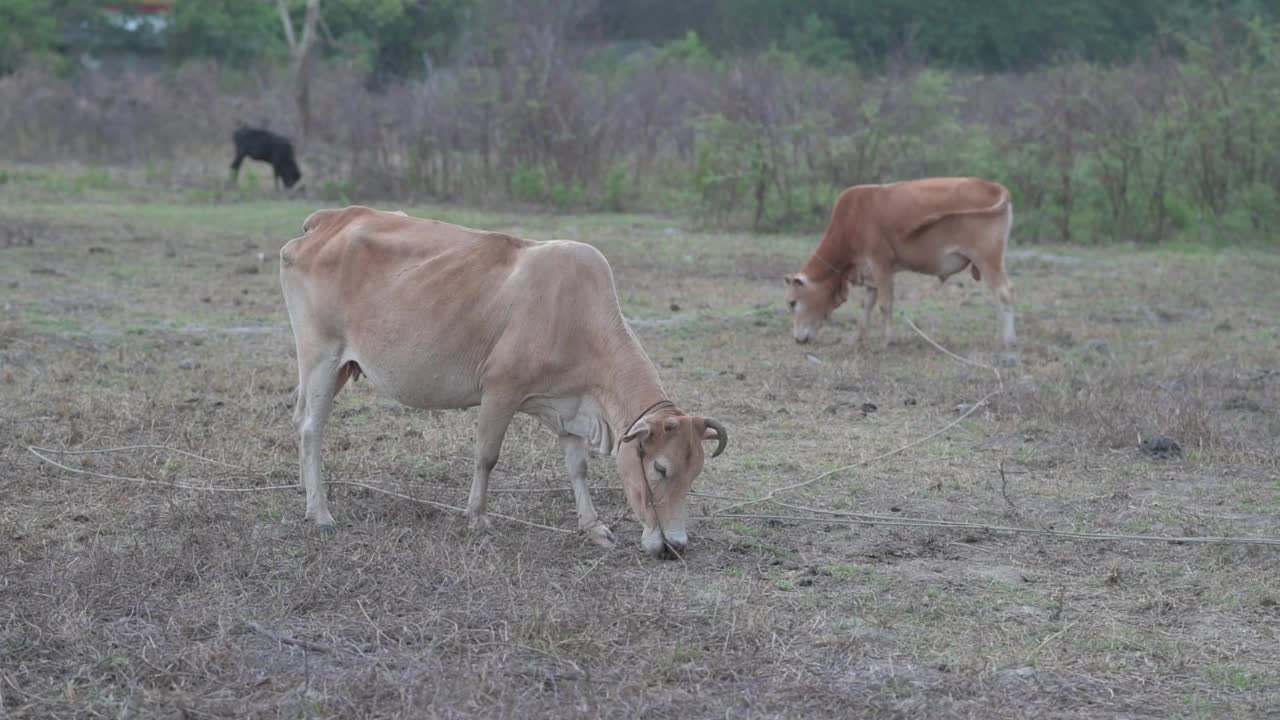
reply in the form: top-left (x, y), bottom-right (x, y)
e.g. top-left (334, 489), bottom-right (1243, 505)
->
top-left (279, 207), bottom-right (620, 409)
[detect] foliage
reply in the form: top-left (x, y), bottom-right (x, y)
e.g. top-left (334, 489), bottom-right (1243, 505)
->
top-left (0, 0), bottom-right (55, 75)
top-left (779, 14), bottom-right (851, 68)
top-left (319, 0), bottom-right (472, 86)
top-left (0, 0), bottom-right (103, 74)
top-left (584, 0), bottom-right (1280, 71)
top-left (167, 0), bottom-right (285, 68)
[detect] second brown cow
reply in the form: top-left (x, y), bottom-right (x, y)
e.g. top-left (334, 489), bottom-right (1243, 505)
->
top-left (784, 177), bottom-right (1015, 352)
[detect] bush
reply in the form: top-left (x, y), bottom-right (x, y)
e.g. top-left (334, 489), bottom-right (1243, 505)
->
top-left (603, 162), bottom-right (628, 212)
top-left (510, 164), bottom-right (548, 203)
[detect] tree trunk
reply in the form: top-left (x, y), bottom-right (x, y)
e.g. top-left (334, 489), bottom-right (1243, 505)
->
top-left (277, 0), bottom-right (322, 140)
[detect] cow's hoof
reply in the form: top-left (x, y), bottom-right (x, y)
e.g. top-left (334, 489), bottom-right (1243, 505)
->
top-left (305, 517), bottom-right (337, 535)
top-left (306, 509), bottom-right (336, 532)
top-left (585, 524), bottom-right (615, 549)
top-left (467, 512), bottom-right (493, 532)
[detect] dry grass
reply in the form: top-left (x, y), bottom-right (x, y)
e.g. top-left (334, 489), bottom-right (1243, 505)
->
top-left (2, 172), bottom-right (1279, 718)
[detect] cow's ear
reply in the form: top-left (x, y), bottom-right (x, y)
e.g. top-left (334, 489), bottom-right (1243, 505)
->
top-left (622, 420), bottom-right (651, 445)
top-left (786, 274), bottom-right (806, 288)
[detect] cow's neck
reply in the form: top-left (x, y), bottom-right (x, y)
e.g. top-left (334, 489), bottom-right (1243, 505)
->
top-left (803, 225), bottom-right (856, 285)
top-left (592, 327), bottom-right (676, 447)
top-left (802, 226), bottom-right (857, 312)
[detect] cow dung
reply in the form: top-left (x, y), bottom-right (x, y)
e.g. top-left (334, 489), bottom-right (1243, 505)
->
top-left (1139, 435), bottom-right (1181, 459)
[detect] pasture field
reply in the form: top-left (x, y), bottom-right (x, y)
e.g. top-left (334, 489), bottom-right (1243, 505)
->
top-left (2, 168), bottom-right (1279, 719)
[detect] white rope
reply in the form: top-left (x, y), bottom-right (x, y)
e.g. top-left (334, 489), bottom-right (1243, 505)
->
top-left (26, 446), bottom-right (575, 536)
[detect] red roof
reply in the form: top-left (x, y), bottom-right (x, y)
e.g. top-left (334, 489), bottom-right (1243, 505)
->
top-left (104, 0), bottom-right (176, 13)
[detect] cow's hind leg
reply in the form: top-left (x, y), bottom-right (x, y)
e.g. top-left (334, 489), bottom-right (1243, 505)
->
top-left (294, 353), bottom-right (355, 531)
top-left (466, 397), bottom-right (517, 532)
top-left (856, 286), bottom-right (878, 347)
top-left (972, 254), bottom-right (1016, 355)
top-left (560, 434), bottom-right (614, 548)
top-left (873, 272), bottom-right (896, 348)
top-left (229, 152), bottom-right (246, 187)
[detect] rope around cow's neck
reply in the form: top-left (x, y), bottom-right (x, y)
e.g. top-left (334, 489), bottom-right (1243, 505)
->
top-left (811, 252), bottom-right (847, 281)
top-left (621, 399), bottom-right (680, 557)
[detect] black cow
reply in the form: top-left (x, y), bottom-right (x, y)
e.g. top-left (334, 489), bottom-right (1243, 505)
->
top-left (230, 126), bottom-right (302, 190)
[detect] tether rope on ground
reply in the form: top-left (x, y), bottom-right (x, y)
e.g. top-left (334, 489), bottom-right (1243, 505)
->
top-left (26, 446), bottom-right (573, 535)
top-left (25, 444), bottom-right (1280, 547)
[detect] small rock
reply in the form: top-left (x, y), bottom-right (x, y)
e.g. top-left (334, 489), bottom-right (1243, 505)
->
top-left (178, 359), bottom-right (201, 370)
top-left (806, 354), bottom-right (823, 365)
top-left (1084, 339), bottom-right (1111, 357)
top-left (1214, 320), bottom-right (1232, 333)
top-left (860, 402), bottom-right (878, 414)
top-left (735, 372), bottom-right (746, 381)
top-left (1225, 395), bottom-right (1261, 412)
top-left (1139, 435), bottom-right (1181, 459)
top-left (235, 264), bottom-right (260, 275)
top-left (904, 398), bottom-right (917, 406)
top-left (753, 319), bottom-right (767, 327)
top-left (670, 303), bottom-right (681, 312)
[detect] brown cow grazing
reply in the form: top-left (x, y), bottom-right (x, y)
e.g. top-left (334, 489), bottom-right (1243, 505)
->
top-left (784, 177), bottom-right (1015, 352)
top-left (280, 207), bottom-right (727, 557)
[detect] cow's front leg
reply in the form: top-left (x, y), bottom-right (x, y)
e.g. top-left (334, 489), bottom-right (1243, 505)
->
top-left (559, 434), bottom-right (614, 548)
top-left (467, 398), bottom-right (515, 532)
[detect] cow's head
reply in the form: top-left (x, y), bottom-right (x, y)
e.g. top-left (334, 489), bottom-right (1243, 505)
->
top-left (280, 161), bottom-right (303, 189)
top-left (617, 413), bottom-right (727, 558)
top-left (784, 271), bottom-right (849, 344)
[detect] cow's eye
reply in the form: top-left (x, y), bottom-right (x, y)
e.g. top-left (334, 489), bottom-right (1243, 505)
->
top-left (654, 460), bottom-right (668, 478)
top-left (788, 300), bottom-right (797, 311)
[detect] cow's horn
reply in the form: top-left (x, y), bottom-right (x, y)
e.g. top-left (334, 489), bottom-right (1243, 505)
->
top-left (704, 418), bottom-right (728, 458)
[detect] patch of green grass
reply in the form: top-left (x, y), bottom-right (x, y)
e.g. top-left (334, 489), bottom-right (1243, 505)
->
top-left (1178, 692), bottom-right (1217, 719)
top-left (827, 564), bottom-right (864, 580)
top-left (27, 315), bottom-right (83, 334)
top-left (1209, 666), bottom-right (1265, 692)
